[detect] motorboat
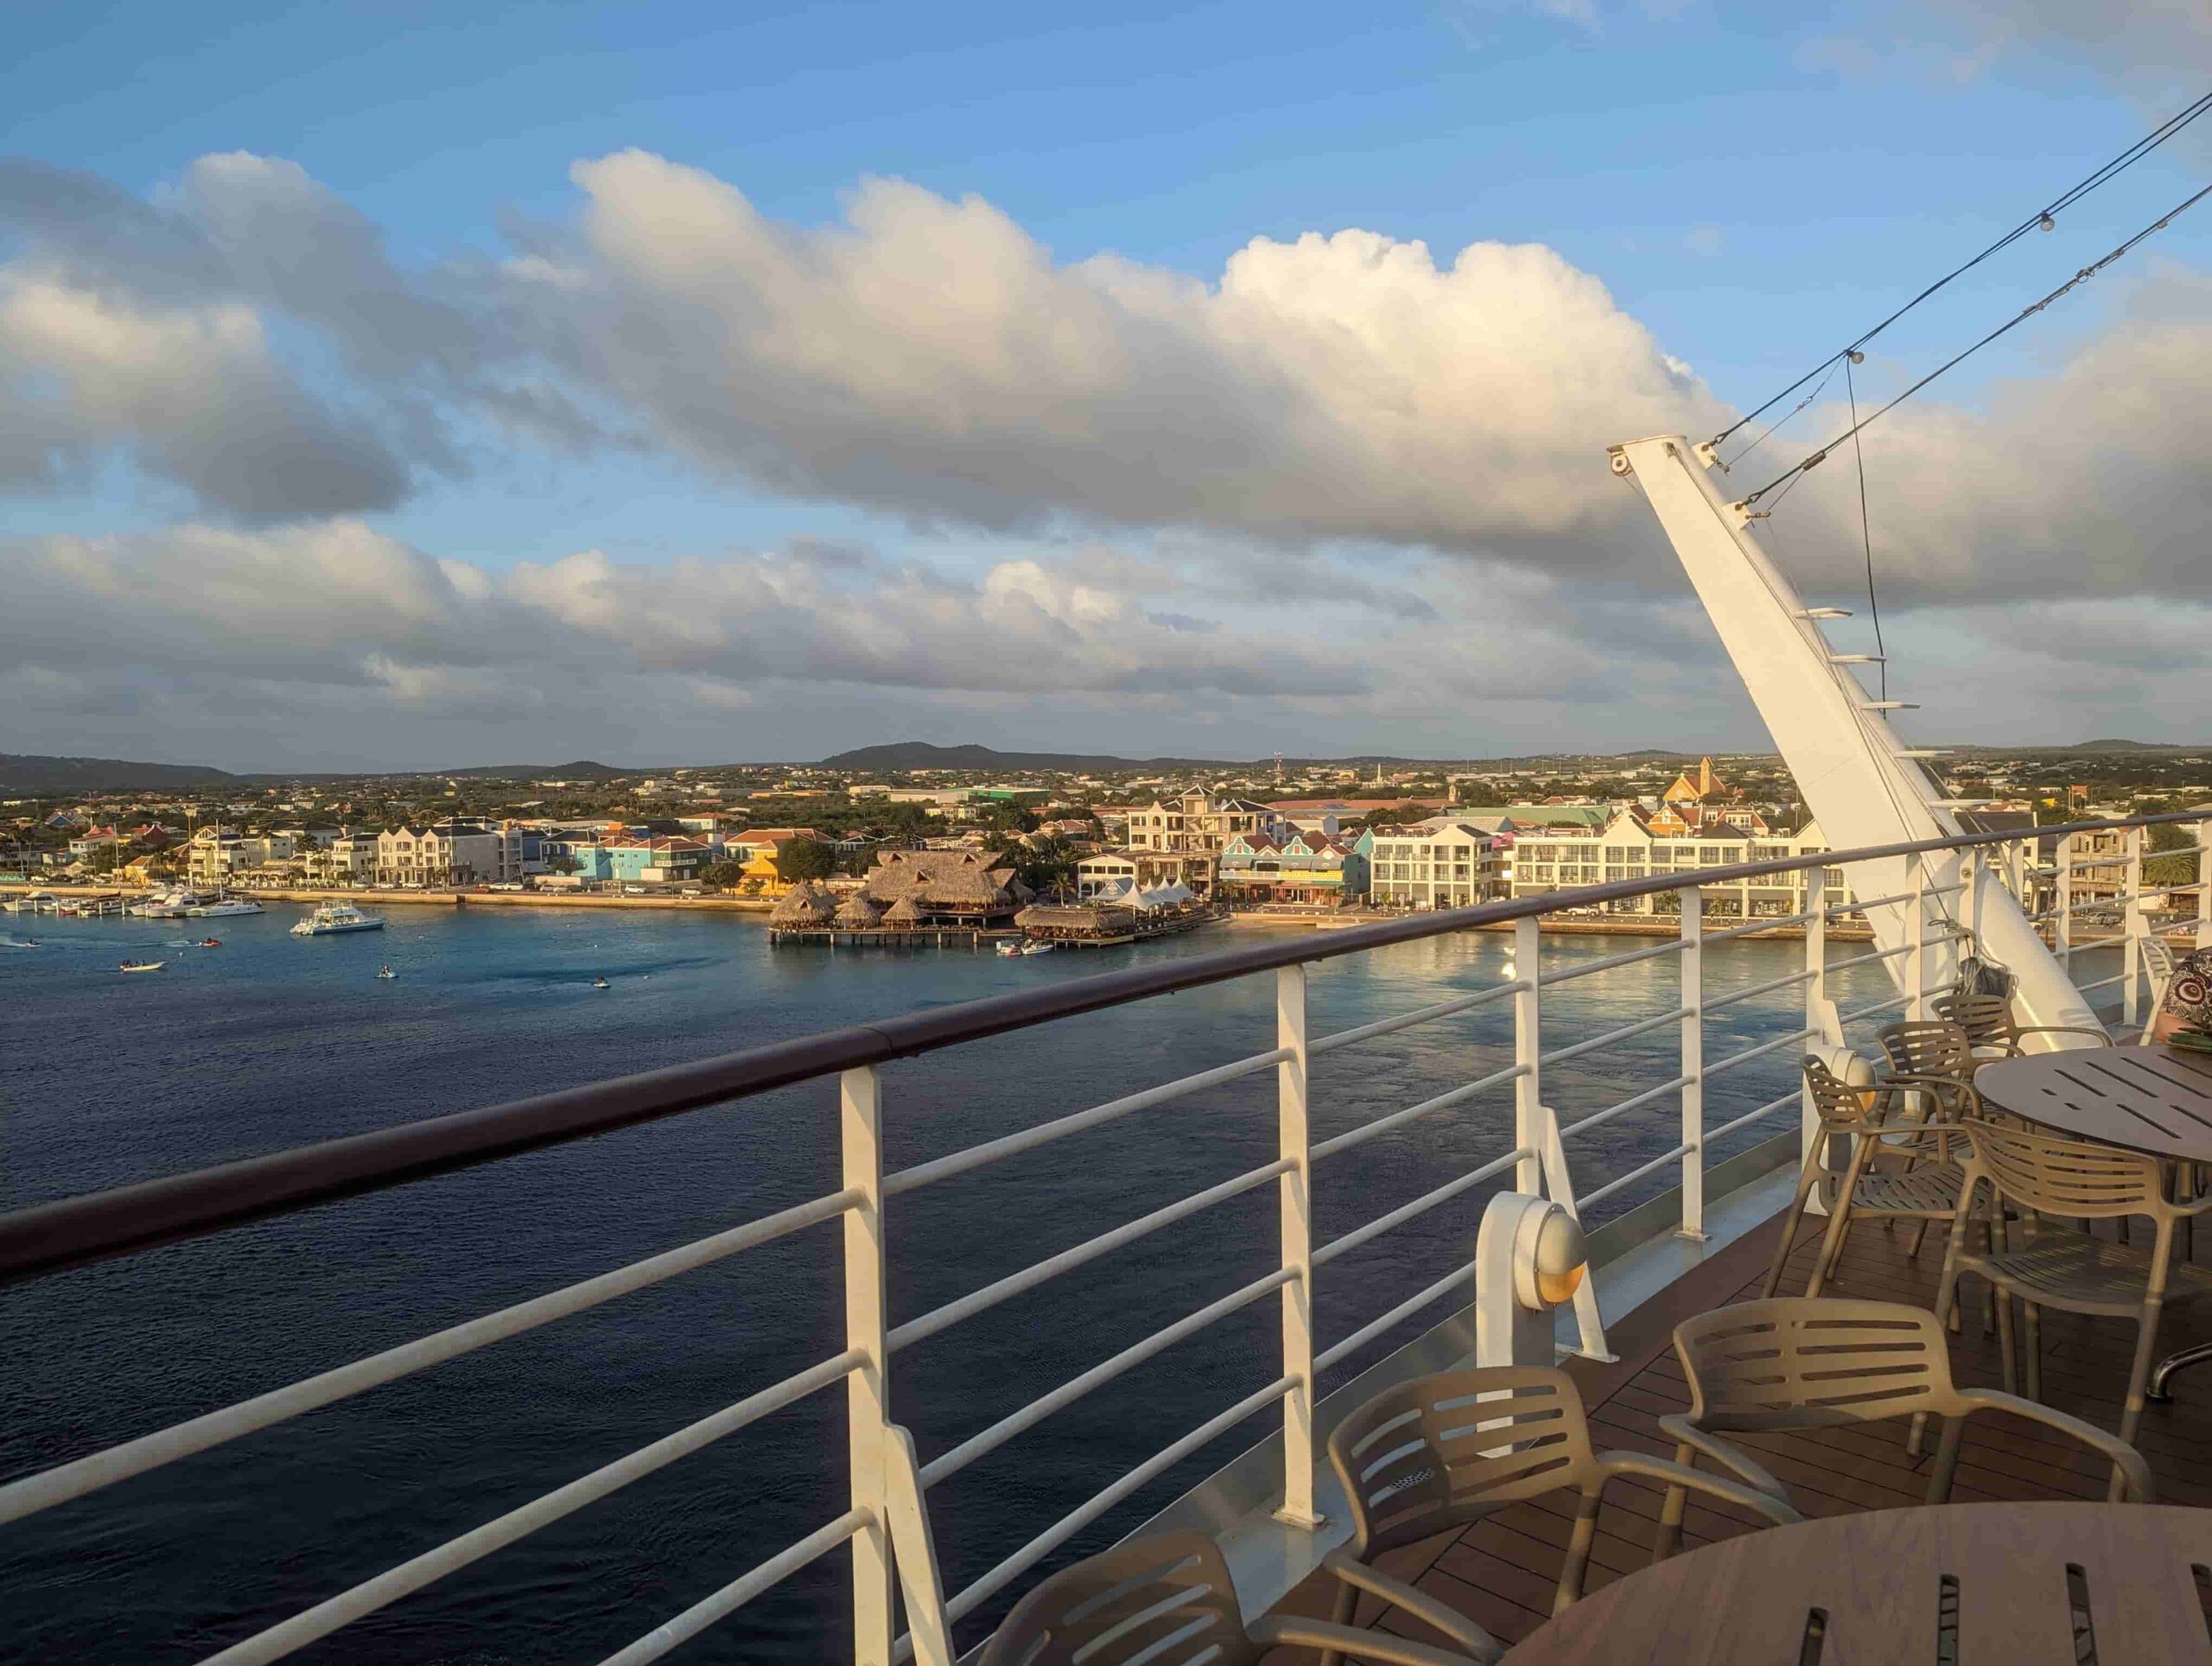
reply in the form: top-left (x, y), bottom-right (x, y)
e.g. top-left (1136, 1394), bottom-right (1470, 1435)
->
top-left (199, 938), bottom-right (222, 949)
top-left (189, 897), bottom-right (264, 918)
top-left (592, 976), bottom-right (611, 989)
top-left (289, 902), bottom-right (386, 937)
top-left (376, 965), bottom-right (397, 980)
top-left (130, 888), bottom-right (200, 919)
top-left (118, 959), bottom-right (164, 974)
top-left (1019, 938), bottom-right (1057, 955)
top-left (995, 938), bottom-right (1023, 957)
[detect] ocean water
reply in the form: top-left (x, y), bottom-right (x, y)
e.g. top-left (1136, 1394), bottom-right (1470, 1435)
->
top-left (0, 903), bottom-right (1888, 1661)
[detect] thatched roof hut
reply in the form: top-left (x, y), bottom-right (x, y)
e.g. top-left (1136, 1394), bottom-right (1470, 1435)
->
top-left (833, 893), bottom-right (885, 928)
top-left (881, 894), bottom-right (926, 927)
top-left (770, 881), bottom-right (836, 925)
top-left (860, 849), bottom-right (1020, 916)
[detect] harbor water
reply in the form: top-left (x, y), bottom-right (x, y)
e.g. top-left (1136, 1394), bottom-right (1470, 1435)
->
top-left (0, 904), bottom-right (1893, 1660)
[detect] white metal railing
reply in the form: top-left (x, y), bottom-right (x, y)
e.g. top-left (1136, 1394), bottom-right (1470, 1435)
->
top-left (2, 815), bottom-right (2208, 1663)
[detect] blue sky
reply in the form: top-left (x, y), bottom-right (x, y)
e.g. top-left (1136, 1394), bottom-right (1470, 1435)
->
top-left (5, 2), bottom-right (2211, 768)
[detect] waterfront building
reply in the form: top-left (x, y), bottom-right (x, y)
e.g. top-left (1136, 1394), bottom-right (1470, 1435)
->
top-left (725, 828), bottom-right (822, 897)
top-left (856, 849), bottom-right (1027, 923)
top-left (1504, 806), bottom-right (1847, 919)
top-left (374, 822), bottom-right (523, 887)
top-left (566, 836), bottom-right (712, 887)
top-left (304, 831), bottom-right (381, 886)
top-left (1367, 821), bottom-right (1505, 909)
top-left (1125, 790), bottom-right (1287, 854)
top-left (1216, 830), bottom-right (1371, 906)
top-left (1076, 848), bottom-right (1219, 900)
top-left (187, 827), bottom-right (296, 887)
top-left (1074, 851), bottom-right (1136, 900)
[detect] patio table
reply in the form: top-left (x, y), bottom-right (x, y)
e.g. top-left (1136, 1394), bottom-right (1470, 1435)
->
top-left (1976, 1045), bottom-right (2212, 1397)
top-left (1503, 1502), bottom-right (2212, 1663)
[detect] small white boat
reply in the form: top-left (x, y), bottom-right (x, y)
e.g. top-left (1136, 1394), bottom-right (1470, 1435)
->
top-left (118, 959), bottom-right (165, 974)
top-left (995, 939), bottom-right (1023, 957)
top-left (1019, 939), bottom-right (1057, 955)
top-left (131, 888), bottom-right (201, 919)
top-left (189, 897), bottom-right (264, 918)
top-left (376, 965), bottom-right (397, 980)
top-left (593, 976), bottom-right (611, 989)
top-left (290, 901), bottom-right (386, 937)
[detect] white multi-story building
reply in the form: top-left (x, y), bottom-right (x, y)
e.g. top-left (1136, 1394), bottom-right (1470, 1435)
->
top-left (1505, 807), bottom-right (1847, 919)
top-left (303, 831), bottom-right (381, 886)
top-left (1125, 790), bottom-right (1286, 854)
top-left (375, 822), bottom-right (524, 887)
top-left (187, 828), bottom-right (296, 887)
top-left (1367, 822), bottom-right (1504, 909)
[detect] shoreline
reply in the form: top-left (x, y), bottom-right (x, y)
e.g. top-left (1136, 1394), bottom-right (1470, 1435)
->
top-left (5, 881), bottom-right (1875, 939)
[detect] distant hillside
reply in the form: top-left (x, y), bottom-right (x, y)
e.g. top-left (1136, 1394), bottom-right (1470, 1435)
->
top-left (434, 760), bottom-right (630, 780)
top-left (0, 754), bottom-right (239, 793)
top-left (818, 741), bottom-right (1485, 773)
top-left (2065, 739), bottom-right (2185, 754)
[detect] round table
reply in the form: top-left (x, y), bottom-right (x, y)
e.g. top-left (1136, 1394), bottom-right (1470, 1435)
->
top-left (1503, 1503), bottom-right (2212, 1663)
top-left (1974, 1045), bottom-right (2212, 1397)
top-left (1974, 1046), bottom-right (2212, 1166)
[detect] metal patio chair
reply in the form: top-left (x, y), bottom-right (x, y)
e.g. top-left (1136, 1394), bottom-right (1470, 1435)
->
top-left (1317, 1364), bottom-right (1797, 1659)
top-left (1759, 1055), bottom-right (1975, 1301)
top-left (1654, 1298), bottom-right (2152, 1558)
top-left (1931, 990), bottom-right (2112, 1064)
top-left (976, 1527), bottom-right (1486, 1666)
top-left (1934, 1118), bottom-right (2212, 1479)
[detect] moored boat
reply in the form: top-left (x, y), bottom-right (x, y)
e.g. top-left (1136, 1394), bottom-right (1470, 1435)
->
top-left (289, 902), bottom-right (386, 937)
top-left (118, 959), bottom-right (164, 974)
top-left (188, 897), bottom-right (264, 918)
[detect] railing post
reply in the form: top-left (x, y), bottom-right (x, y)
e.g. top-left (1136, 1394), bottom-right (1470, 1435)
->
top-left (2056, 833), bottom-right (2075, 970)
top-left (1677, 886), bottom-right (1704, 1242)
top-left (2198, 822), bottom-right (2212, 952)
top-left (842, 1065), bottom-right (893, 1666)
top-left (1803, 898), bottom-right (1832, 1214)
top-left (2124, 826), bottom-right (2146, 1031)
top-left (1907, 862), bottom-right (1928, 1021)
top-left (1530, 1102), bottom-right (1613, 1361)
top-left (1514, 916), bottom-right (1541, 1195)
top-left (1274, 963), bottom-right (1324, 1530)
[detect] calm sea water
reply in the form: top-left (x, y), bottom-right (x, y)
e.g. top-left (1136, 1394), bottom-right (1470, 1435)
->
top-left (0, 904), bottom-right (1888, 1661)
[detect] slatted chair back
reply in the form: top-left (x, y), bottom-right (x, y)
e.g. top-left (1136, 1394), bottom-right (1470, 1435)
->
top-left (1803, 1055), bottom-right (1880, 1134)
top-left (1673, 1299), bottom-right (1959, 1434)
top-left (1963, 1119), bottom-right (2164, 1222)
top-left (979, 1529), bottom-right (1258, 1666)
top-left (1878, 1020), bottom-right (1977, 1086)
top-left (1326, 1366), bottom-right (1599, 1559)
top-left (1931, 991), bottom-right (2011, 1053)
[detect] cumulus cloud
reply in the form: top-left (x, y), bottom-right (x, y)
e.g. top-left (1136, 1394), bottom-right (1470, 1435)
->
top-left (505, 152), bottom-right (1726, 561)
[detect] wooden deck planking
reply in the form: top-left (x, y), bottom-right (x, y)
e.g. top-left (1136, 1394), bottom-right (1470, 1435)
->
top-left (1261, 1202), bottom-right (2212, 1661)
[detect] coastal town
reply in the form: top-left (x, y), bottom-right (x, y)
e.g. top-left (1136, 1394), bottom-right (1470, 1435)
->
top-left (5, 742), bottom-right (2207, 944)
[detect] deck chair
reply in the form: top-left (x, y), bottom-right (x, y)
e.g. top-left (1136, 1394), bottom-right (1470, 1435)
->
top-left (1656, 1299), bottom-right (2152, 1557)
top-left (1760, 1056), bottom-right (1974, 1301)
top-left (1931, 990), bottom-right (2111, 1064)
top-left (1317, 1364), bottom-right (1796, 1661)
top-left (1935, 1118), bottom-right (2212, 1490)
top-left (977, 1527), bottom-right (1486, 1666)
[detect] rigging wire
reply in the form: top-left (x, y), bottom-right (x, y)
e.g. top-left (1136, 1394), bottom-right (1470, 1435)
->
top-left (1738, 176), bottom-right (2212, 511)
top-left (1709, 87), bottom-right (2212, 454)
top-left (1845, 356), bottom-right (1885, 702)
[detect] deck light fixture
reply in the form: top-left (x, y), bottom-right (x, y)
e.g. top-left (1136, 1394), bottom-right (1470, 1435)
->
top-left (1476, 1192), bottom-right (1589, 1369)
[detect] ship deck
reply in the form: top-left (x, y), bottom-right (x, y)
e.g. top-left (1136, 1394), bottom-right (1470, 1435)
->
top-left (1262, 1203), bottom-right (2212, 1661)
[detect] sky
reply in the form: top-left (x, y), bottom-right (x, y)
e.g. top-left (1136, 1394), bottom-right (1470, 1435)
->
top-left (4, 1), bottom-right (2212, 771)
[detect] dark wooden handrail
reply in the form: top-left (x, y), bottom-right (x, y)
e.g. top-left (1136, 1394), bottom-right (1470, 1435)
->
top-left (2, 811), bottom-right (2199, 1284)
